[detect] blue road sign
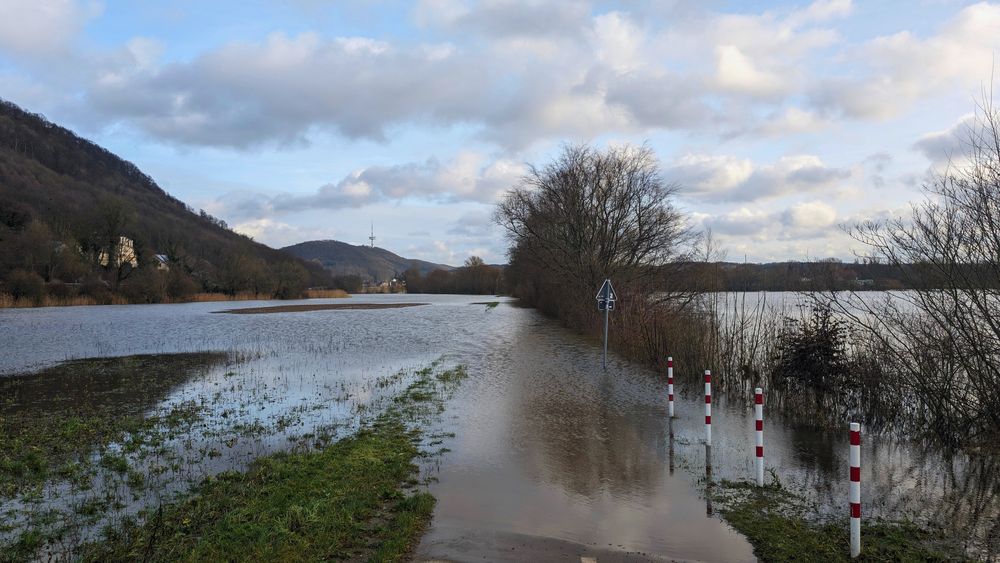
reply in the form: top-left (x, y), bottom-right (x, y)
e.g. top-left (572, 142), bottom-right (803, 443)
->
top-left (596, 279), bottom-right (618, 303)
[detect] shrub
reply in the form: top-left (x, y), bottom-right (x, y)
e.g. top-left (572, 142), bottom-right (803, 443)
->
top-left (5, 270), bottom-right (45, 304)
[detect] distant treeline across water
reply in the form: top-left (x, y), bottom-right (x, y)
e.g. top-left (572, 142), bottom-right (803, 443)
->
top-left (673, 260), bottom-right (970, 292)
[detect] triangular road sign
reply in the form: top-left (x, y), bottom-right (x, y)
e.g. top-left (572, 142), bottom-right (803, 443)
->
top-left (596, 279), bottom-right (617, 301)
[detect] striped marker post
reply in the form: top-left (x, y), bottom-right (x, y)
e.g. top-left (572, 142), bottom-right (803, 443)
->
top-left (667, 357), bottom-right (675, 418)
top-left (754, 388), bottom-right (764, 486)
top-left (849, 422), bottom-right (861, 558)
top-left (704, 370), bottom-right (712, 446)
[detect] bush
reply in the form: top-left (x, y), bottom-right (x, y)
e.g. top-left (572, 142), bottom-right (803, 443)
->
top-left (5, 270), bottom-right (45, 304)
top-left (771, 304), bottom-right (849, 393)
top-left (80, 275), bottom-right (112, 304)
top-left (46, 281), bottom-right (75, 299)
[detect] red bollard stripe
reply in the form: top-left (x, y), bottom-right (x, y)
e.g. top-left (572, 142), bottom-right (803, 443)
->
top-left (667, 360), bottom-right (673, 368)
top-left (705, 415), bottom-right (711, 425)
top-left (850, 467), bottom-right (860, 481)
top-left (850, 502), bottom-right (861, 518)
top-left (754, 394), bottom-right (763, 405)
top-left (704, 374), bottom-right (711, 382)
top-left (850, 431), bottom-right (861, 446)
top-left (756, 446), bottom-right (763, 457)
top-left (755, 420), bottom-right (763, 431)
top-left (668, 394), bottom-right (674, 401)
top-left (705, 395), bottom-right (711, 404)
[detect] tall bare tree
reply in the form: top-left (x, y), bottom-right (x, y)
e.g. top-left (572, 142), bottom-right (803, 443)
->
top-left (828, 95), bottom-right (1000, 445)
top-left (495, 143), bottom-right (693, 324)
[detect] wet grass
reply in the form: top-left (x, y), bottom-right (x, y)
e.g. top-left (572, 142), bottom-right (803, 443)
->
top-left (711, 479), bottom-right (971, 562)
top-left (71, 362), bottom-right (468, 562)
top-left (0, 353), bottom-right (228, 497)
top-left (77, 420), bottom-right (434, 562)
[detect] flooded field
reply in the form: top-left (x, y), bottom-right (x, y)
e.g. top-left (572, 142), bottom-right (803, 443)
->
top-left (1, 294), bottom-right (997, 560)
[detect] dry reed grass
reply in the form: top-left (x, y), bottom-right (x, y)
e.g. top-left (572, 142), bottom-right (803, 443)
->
top-left (303, 289), bottom-right (350, 299)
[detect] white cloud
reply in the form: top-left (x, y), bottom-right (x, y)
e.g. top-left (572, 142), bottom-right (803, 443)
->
top-left (812, 2), bottom-right (1000, 120)
top-left (266, 153), bottom-right (525, 212)
top-left (912, 113), bottom-right (976, 165)
top-left (0, 0), bottom-right (101, 58)
top-left (669, 153), bottom-right (851, 201)
top-left (715, 45), bottom-right (786, 97)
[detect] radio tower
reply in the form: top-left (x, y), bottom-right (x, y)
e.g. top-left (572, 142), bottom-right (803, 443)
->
top-left (369, 222), bottom-right (376, 248)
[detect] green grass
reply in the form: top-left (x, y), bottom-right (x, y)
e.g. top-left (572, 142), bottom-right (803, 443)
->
top-left (0, 353), bottom-right (227, 497)
top-left (78, 419), bottom-right (434, 562)
top-left (73, 363), bottom-right (470, 562)
top-left (711, 479), bottom-right (970, 562)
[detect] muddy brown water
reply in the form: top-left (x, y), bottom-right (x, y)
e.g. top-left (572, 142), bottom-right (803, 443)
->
top-left (1, 294), bottom-right (997, 560)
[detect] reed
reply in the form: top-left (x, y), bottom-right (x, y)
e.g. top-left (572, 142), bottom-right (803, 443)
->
top-left (303, 288), bottom-right (350, 299)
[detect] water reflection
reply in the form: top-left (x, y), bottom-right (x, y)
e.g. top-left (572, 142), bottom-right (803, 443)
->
top-left (705, 444), bottom-right (714, 517)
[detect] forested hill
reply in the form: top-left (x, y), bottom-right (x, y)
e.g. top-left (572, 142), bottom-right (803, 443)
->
top-left (0, 98), bottom-right (331, 302)
top-left (281, 240), bottom-right (453, 283)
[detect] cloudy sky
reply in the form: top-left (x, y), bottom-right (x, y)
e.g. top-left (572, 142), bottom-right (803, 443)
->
top-left (1, 0), bottom-right (997, 264)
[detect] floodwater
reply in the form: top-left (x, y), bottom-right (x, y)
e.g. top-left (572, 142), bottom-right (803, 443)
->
top-left (1, 294), bottom-right (997, 560)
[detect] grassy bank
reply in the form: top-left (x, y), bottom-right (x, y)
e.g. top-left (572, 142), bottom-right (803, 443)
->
top-left (710, 480), bottom-right (970, 562)
top-left (0, 353), bottom-right (229, 497)
top-left (70, 363), bottom-right (467, 562)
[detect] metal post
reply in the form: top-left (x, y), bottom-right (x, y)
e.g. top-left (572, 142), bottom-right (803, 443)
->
top-left (755, 387), bottom-right (764, 486)
top-left (667, 356), bottom-right (674, 418)
top-left (602, 304), bottom-right (609, 370)
top-left (704, 370), bottom-right (712, 446)
top-left (849, 422), bottom-right (862, 558)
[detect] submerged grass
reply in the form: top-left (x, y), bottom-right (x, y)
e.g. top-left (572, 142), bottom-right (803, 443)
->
top-left (711, 479), bottom-right (970, 562)
top-left (78, 419), bottom-right (433, 562)
top-left (74, 362), bottom-right (469, 562)
top-left (0, 353), bottom-right (228, 497)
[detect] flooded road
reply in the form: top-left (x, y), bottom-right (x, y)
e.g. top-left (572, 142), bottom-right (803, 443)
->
top-left (417, 311), bottom-right (754, 561)
top-left (2, 295), bottom-right (997, 560)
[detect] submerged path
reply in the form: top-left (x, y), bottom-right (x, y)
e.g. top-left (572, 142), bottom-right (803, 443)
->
top-left (415, 303), bottom-right (756, 562)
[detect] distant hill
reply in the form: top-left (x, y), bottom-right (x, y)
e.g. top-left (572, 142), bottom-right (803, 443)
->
top-left (0, 98), bottom-right (331, 299)
top-left (281, 240), bottom-right (453, 282)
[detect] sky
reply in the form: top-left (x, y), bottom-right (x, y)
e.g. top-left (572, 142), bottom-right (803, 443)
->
top-left (1, 0), bottom-right (998, 265)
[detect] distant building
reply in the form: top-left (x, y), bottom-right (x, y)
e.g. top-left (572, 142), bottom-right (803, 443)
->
top-left (98, 236), bottom-right (138, 269)
top-left (154, 254), bottom-right (170, 271)
top-left (853, 279), bottom-right (875, 288)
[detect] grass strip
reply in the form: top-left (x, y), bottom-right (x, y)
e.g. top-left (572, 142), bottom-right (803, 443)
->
top-left (78, 419), bottom-right (433, 562)
top-left (711, 479), bottom-right (970, 562)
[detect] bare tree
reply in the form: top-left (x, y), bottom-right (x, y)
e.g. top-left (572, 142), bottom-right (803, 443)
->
top-left (495, 143), bottom-right (694, 329)
top-left (828, 94), bottom-right (1000, 446)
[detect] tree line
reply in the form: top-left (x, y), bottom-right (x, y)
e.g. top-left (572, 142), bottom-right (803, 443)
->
top-left (403, 257), bottom-right (504, 295)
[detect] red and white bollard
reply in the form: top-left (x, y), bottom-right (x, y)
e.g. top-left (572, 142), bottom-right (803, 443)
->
top-left (754, 387), bottom-right (764, 486)
top-left (667, 357), bottom-right (675, 418)
top-left (704, 370), bottom-right (712, 446)
top-left (849, 422), bottom-right (861, 558)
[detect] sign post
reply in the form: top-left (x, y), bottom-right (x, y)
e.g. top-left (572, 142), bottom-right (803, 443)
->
top-left (596, 279), bottom-right (617, 369)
